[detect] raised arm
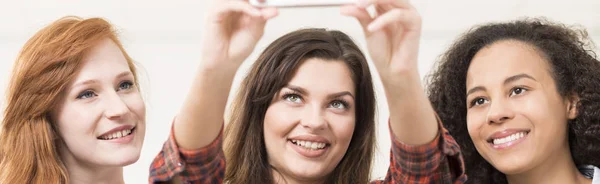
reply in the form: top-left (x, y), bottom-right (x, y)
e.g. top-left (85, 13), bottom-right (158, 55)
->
top-left (342, 1), bottom-right (466, 183)
top-left (174, 0), bottom-right (278, 149)
top-left (341, 0), bottom-right (436, 145)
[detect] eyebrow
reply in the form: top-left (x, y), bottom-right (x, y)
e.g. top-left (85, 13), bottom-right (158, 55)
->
top-left (466, 73), bottom-right (536, 96)
top-left (284, 85), bottom-right (355, 99)
top-left (71, 71), bottom-right (133, 89)
top-left (504, 73), bottom-right (536, 85)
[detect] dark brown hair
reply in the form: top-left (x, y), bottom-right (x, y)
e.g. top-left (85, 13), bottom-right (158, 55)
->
top-left (426, 18), bottom-right (600, 183)
top-left (224, 28), bottom-right (377, 184)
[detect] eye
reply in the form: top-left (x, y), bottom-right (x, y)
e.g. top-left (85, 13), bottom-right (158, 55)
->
top-left (283, 94), bottom-right (303, 103)
top-left (118, 81), bottom-right (134, 91)
top-left (510, 87), bottom-right (527, 96)
top-left (329, 100), bottom-right (348, 109)
top-left (469, 97), bottom-right (488, 107)
top-left (76, 90), bottom-right (97, 99)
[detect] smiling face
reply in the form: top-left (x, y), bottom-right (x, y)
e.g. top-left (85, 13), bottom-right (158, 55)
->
top-left (263, 58), bottom-right (356, 183)
top-left (53, 38), bottom-right (146, 168)
top-left (465, 40), bottom-right (578, 174)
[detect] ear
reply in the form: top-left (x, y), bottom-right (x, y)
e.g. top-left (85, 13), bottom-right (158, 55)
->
top-left (566, 93), bottom-right (580, 120)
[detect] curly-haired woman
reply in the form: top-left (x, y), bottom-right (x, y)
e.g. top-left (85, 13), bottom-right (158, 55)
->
top-left (427, 18), bottom-right (600, 183)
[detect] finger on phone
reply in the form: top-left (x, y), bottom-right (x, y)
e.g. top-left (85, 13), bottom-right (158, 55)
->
top-left (260, 7), bottom-right (279, 19)
top-left (367, 9), bottom-right (409, 31)
top-left (357, 0), bottom-right (410, 9)
top-left (218, 1), bottom-right (262, 17)
top-left (340, 5), bottom-right (373, 28)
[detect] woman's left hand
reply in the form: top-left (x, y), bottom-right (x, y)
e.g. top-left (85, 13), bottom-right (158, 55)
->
top-left (341, 0), bottom-right (422, 82)
top-left (342, 0), bottom-right (438, 145)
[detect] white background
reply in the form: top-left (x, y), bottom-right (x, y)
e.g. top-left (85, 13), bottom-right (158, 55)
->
top-left (0, 0), bottom-right (598, 183)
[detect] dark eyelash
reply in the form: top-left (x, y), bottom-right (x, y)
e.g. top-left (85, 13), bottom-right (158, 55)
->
top-left (119, 80), bottom-right (134, 89)
top-left (332, 99), bottom-right (350, 109)
top-left (511, 86), bottom-right (528, 92)
top-left (280, 91), bottom-right (351, 109)
top-left (281, 91), bottom-right (301, 99)
top-left (469, 97), bottom-right (483, 108)
top-left (469, 100), bottom-right (476, 108)
top-left (76, 90), bottom-right (96, 99)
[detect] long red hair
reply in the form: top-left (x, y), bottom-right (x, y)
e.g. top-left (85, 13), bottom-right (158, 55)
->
top-left (0, 16), bottom-right (138, 184)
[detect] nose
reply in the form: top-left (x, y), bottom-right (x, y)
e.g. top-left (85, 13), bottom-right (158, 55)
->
top-left (103, 91), bottom-right (130, 120)
top-left (299, 105), bottom-right (327, 131)
top-left (486, 98), bottom-right (515, 124)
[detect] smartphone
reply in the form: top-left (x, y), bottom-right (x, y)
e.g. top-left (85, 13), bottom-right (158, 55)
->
top-left (249, 0), bottom-right (356, 7)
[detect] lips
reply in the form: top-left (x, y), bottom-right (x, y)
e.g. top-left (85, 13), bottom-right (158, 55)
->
top-left (97, 125), bottom-right (135, 140)
top-left (486, 129), bottom-right (530, 149)
top-left (487, 129), bottom-right (530, 142)
top-left (290, 139), bottom-right (328, 150)
top-left (491, 131), bottom-right (526, 145)
top-left (288, 135), bottom-right (331, 158)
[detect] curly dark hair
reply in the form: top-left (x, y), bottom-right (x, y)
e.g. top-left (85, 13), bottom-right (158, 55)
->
top-left (426, 18), bottom-right (600, 183)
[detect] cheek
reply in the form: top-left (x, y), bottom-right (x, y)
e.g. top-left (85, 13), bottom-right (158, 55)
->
top-left (55, 104), bottom-right (96, 137)
top-left (329, 114), bottom-right (355, 145)
top-left (264, 103), bottom-right (299, 139)
top-left (466, 110), bottom-right (485, 142)
top-left (518, 93), bottom-right (569, 139)
top-left (125, 93), bottom-right (146, 120)
top-left (521, 93), bottom-right (565, 120)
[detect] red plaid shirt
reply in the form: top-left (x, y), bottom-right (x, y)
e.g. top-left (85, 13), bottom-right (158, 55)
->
top-left (149, 121), bottom-right (466, 184)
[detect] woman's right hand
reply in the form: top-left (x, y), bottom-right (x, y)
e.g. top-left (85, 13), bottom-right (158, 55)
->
top-left (174, 0), bottom-right (277, 150)
top-left (201, 0), bottom-right (278, 70)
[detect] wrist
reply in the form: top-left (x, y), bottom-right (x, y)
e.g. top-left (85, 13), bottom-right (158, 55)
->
top-left (198, 56), bottom-right (241, 73)
top-left (379, 69), bottom-right (421, 87)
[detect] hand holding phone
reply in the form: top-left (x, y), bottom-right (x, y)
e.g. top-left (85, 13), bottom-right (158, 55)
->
top-left (250, 0), bottom-right (356, 7)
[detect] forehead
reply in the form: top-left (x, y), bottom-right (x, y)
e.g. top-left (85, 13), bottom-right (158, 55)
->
top-left (466, 40), bottom-right (552, 88)
top-left (287, 58), bottom-right (354, 92)
top-left (75, 39), bottom-right (131, 80)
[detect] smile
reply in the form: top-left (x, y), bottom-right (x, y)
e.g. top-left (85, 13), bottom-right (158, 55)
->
top-left (491, 131), bottom-right (527, 145)
top-left (290, 139), bottom-right (328, 150)
top-left (486, 130), bottom-right (530, 149)
top-left (98, 127), bottom-right (135, 140)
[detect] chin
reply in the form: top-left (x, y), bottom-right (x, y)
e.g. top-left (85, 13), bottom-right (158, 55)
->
top-left (109, 156), bottom-right (140, 167)
top-left (286, 165), bottom-right (332, 181)
top-left (103, 149), bottom-right (142, 167)
top-left (488, 157), bottom-right (534, 175)
top-left (293, 171), bottom-right (326, 179)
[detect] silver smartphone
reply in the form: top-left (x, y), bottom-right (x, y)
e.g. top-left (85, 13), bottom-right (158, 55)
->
top-left (249, 0), bottom-right (356, 7)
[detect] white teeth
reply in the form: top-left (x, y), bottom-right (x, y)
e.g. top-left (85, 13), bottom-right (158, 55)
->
top-left (290, 140), bottom-right (327, 150)
top-left (492, 132), bottom-right (526, 145)
top-left (100, 128), bottom-right (134, 140)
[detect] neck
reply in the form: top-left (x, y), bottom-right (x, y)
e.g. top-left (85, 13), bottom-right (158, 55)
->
top-left (506, 144), bottom-right (591, 184)
top-left (61, 152), bottom-right (125, 184)
top-left (271, 168), bottom-right (325, 184)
